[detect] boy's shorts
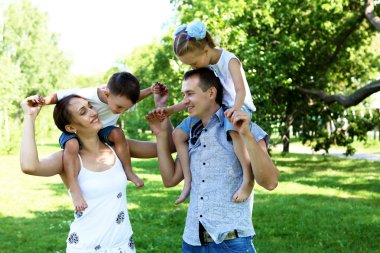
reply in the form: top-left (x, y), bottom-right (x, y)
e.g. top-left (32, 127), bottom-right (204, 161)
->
top-left (59, 125), bottom-right (118, 149)
top-left (176, 105), bottom-right (253, 136)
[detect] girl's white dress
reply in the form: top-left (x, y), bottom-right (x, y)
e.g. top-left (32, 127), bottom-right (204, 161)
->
top-left (66, 145), bottom-right (136, 253)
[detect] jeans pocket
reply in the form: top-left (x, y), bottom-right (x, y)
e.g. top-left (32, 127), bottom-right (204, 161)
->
top-left (219, 237), bottom-right (256, 253)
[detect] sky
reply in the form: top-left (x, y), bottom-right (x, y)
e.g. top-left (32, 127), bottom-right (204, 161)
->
top-left (29, 0), bottom-right (175, 75)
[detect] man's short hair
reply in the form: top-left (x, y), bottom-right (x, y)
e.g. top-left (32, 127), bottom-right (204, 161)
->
top-left (107, 72), bottom-right (140, 104)
top-left (183, 67), bottom-right (223, 105)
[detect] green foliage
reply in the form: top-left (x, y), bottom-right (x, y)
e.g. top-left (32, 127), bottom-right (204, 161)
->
top-left (110, 40), bottom-right (190, 139)
top-left (132, 0), bottom-right (380, 151)
top-left (0, 0), bottom-right (70, 153)
top-left (1, 148), bottom-right (379, 252)
top-left (1, 0), bottom-right (70, 96)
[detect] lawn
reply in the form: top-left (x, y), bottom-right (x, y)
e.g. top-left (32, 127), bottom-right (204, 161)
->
top-left (0, 145), bottom-right (379, 253)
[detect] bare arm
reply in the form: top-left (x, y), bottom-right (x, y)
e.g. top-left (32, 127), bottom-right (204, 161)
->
top-left (228, 111), bottom-right (279, 190)
top-left (137, 87), bottom-right (153, 103)
top-left (43, 93), bottom-right (58, 105)
top-left (164, 101), bottom-right (187, 115)
top-left (228, 58), bottom-right (246, 110)
top-left (20, 96), bottom-right (64, 177)
top-left (146, 112), bottom-right (183, 187)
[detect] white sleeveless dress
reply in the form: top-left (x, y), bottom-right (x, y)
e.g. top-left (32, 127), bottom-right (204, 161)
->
top-left (66, 144), bottom-right (136, 253)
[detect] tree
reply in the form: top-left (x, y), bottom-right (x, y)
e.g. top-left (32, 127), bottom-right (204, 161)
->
top-left (169, 0), bottom-right (380, 154)
top-left (110, 40), bottom-right (188, 139)
top-left (0, 0), bottom-right (70, 153)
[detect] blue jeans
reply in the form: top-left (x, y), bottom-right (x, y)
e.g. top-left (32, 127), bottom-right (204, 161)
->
top-left (182, 237), bottom-right (256, 253)
top-left (59, 125), bottom-right (117, 149)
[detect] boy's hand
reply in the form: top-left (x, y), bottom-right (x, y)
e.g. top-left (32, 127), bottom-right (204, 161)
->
top-left (152, 82), bottom-right (169, 108)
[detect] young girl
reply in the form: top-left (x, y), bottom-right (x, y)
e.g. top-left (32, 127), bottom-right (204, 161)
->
top-left (164, 20), bottom-right (257, 204)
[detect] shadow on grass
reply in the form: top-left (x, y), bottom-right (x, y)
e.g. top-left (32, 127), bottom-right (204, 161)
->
top-left (252, 193), bottom-right (380, 253)
top-left (273, 153), bottom-right (380, 194)
top-left (0, 209), bottom-right (71, 253)
top-left (6, 157), bottom-right (378, 253)
top-left (2, 191), bottom-right (379, 253)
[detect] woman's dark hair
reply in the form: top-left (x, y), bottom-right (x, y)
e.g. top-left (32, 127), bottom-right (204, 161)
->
top-left (53, 94), bottom-right (84, 134)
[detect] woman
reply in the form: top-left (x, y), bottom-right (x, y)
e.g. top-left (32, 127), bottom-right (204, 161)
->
top-left (20, 94), bottom-right (153, 252)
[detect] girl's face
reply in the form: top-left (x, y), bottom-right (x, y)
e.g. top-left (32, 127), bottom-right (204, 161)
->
top-left (67, 97), bottom-right (102, 134)
top-left (177, 49), bottom-right (210, 69)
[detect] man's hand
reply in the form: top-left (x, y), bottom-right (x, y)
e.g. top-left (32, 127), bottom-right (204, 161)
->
top-left (226, 110), bottom-right (251, 136)
top-left (21, 95), bottom-right (44, 117)
top-left (146, 109), bottom-right (169, 136)
top-left (152, 82), bottom-right (169, 108)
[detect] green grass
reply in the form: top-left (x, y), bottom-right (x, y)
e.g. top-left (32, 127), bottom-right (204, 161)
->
top-left (1, 145), bottom-right (379, 252)
top-left (271, 134), bottom-right (380, 154)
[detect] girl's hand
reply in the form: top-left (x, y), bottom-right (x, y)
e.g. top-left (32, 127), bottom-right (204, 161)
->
top-left (21, 95), bottom-right (44, 117)
top-left (152, 82), bottom-right (169, 108)
top-left (224, 106), bottom-right (241, 118)
top-left (226, 110), bottom-right (251, 136)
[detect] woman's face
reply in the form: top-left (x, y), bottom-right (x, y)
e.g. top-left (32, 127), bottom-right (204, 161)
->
top-left (67, 97), bottom-right (102, 133)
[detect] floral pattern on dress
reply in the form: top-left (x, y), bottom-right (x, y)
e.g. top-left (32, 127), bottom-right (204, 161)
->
top-left (94, 244), bottom-right (101, 250)
top-left (117, 192), bottom-right (122, 199)
top-left (68, 232), bottom-right (79, 244)
top-left (128, 235), bottom-right (135, 250)
top-left (116, 211), bottom-right (125, 224)
top-left (75, 211), bottom-right (83, 219)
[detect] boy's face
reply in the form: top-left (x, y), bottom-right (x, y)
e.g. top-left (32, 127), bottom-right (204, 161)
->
top-left (106, 94), bottom-right (134, 114)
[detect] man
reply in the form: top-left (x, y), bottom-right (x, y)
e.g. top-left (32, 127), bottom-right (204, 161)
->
top-left (147, 67), bottom-right (279, 253)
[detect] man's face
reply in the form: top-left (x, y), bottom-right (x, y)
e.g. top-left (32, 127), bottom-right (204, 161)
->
top-left (181, 75), bottom-right (211, 119)
top-left (106, 94), bottom-right (134, 114)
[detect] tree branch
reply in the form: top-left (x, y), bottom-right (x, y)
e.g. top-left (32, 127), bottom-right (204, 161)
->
top-left (296, 79), bottom-right (380, 107)
top-left (365, 0), bottom-right (380, 31)
top-left (321, 13), bottom-right (365, 68)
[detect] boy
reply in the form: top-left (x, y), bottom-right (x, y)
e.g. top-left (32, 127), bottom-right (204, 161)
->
top-left (41, 72), bottom-right (165, 212)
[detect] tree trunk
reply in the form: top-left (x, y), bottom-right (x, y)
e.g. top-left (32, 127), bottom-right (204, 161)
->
top-left (282, 129), bottom-right (290, 152)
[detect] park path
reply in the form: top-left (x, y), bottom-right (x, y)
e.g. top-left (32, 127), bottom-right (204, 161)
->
top-left (272, 144), bottom-right (380, 162)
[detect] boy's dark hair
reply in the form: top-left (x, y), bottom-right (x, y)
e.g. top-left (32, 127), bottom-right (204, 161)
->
top-left (183, 67), bottom-right (223, 105)
top-left (53, 94), bottom-right (83, 134)
top-left (107, 72), bottom-right (140, 104)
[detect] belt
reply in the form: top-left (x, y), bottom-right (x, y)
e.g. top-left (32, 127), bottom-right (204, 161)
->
top-left (202, 230), bottom-right (239, 243)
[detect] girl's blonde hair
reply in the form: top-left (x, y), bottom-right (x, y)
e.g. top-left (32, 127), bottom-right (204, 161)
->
top-left (173, 30), bottom-right (216, 56)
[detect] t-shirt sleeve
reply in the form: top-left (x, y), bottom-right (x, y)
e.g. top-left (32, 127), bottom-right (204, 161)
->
top-left (250, 123), bottom-right (270, 147)
top-left (57, 88), bottom-right (93, 100)
top-left (176, 116), bottom-right (200, 136)
top-left (56, 88), bottom-right (83, 101)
